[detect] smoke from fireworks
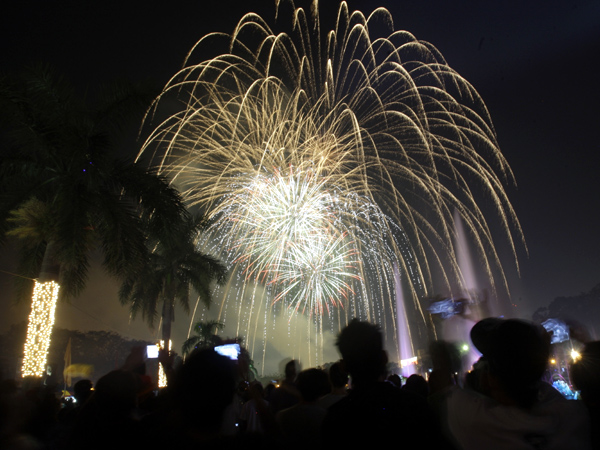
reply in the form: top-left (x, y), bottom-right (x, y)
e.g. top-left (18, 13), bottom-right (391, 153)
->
top-left (139, 1), bottom-right (523, 369)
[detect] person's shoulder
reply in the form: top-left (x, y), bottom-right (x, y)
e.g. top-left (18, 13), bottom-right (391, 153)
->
top-left (376, 381), bottom-right (429, 404)
top-left (537, 381), bottom-right (571, 403)
top-left (317, 392), bottom-right (346, 409)
top-left (325, 391), bottom-right (353, 413)
top-left (276, 403), bottom-right (296, 418)
top-left (328, 382), bottom-right (431, 413)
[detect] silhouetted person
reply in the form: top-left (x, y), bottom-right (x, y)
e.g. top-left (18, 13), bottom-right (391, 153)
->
top-left (67, 370), bottom-right (140, 450)
top-left (240, 382), bottom-right (268, 434)
top-left (386, 373), bottom-right (402, 389)
top-left (57, 378), bottom-right (94, 445)
top-left (403, 374), bottom-right (429, 398)
top-left (321, 319), bottom-right (451, 448)
top-left (269, 359), bottom-right (300, 414)
top-left (277, 368), bottom-right (329, 449)
top-left (171, 348), bottom-right (237, 444)
top-left (436, 318), bottom-right (592, 449)
top-left (2, 379), bottom-right (60, 449)
top-left (317, 361), bottom-right (348, 409)
top-left (138, 347), bottom-right (241, 450)
top-left (73, 379), bottom-right (93, 406)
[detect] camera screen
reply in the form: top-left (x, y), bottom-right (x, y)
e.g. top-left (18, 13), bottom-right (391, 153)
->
top-left (214, 343), bottom-right (240, 360)
top-left (147, 344), bottom-right (159, 358)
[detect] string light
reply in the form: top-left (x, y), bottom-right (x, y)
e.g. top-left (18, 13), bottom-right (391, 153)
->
top-left (400, 356), bottom-right (418, 368)
top-left (22, 280), bottom-right (60, 377)
top-left (158, 340), bottom-right (172, 387)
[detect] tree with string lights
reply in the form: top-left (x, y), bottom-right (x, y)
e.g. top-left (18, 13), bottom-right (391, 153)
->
top-left (0, 65), bottom-right (185, 378)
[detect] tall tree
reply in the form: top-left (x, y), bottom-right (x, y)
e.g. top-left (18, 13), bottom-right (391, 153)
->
top-left (181, 320), bottom-right (225, 356)
top-left (0, 65), bottom-right (184, 377)
top-left (118, 213), bottom-right (227, 357)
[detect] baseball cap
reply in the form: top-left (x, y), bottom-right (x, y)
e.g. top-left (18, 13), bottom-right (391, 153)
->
top-left (470, 318), bottom-right (551, 386)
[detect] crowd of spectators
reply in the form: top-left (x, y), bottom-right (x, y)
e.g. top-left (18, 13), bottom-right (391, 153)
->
top-left (1, 318), bottom-right (598, 449)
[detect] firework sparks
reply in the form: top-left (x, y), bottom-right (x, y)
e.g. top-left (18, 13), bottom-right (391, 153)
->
top-left (139, 2), bottom-right (523, 369)
top-left (206, 166), bottom-right (401, 317)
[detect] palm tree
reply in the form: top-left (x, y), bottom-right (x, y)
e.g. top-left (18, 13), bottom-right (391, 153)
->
top-left (118, 213), bottom-right (227, 358)
top-left (181, 320), bottom-right (225, 356)
top-left (0, 65), bottom-right (184, 377)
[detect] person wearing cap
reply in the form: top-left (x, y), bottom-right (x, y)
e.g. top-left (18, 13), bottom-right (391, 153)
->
top-left (434, 318), bottom-right (592, 449)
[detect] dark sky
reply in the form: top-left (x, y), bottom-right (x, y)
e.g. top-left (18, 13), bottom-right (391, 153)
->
top-left (1, 0), bottom-right (599, 343)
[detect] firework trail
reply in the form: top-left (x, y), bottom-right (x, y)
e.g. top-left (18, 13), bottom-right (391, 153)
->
top-left (139, 1), bottom-right (523, 370)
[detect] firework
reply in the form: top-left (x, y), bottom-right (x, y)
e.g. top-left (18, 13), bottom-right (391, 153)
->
top-left (139, 2), bottom-right (523, 369)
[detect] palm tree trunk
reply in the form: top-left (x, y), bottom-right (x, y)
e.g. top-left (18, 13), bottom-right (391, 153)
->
top-left (22, 241), bottom-right (60, 377)
top-left (158, 296), bottom-right (175, 387)
top-left (161, 298), bottom-right (174, 353)
top-left (38, 240), bottom-right (60, 282)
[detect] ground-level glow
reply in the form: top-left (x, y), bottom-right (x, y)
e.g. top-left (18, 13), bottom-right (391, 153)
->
top-left (22, 280), bottom-right (60, 377)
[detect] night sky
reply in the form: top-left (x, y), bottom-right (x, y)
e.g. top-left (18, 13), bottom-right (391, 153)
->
top-left (1, 0), bottom-right (599, 356)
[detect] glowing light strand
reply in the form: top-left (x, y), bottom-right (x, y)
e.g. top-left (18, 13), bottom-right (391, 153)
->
top-left (158, 339), bottom-right (172, 388)
top-left (22, 280), bottom-right (60, 377)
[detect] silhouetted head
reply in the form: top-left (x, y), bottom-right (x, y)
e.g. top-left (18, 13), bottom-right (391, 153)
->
top-left (328, 361), bottom-right (349, 389)
top-left (171, 348), bottom-right (236, 431)
top-left (296, 368), bottom-right (330, 402)
top-left (123, 346), bottom-right (147, 375)
top-left (402, 374), bottom-right (429, 397)
top-left (284, 359), bottom-right (299, 381)
top-left (265, 382), bottom-right (276, 398)
top-left (94, 370), bottom-right (138, 414)
top-left (248, 381), bottom-right (264, 398)
top-left (386, 374), bottom-right (402, 388)
top-left (336, 319), bottom-right (387, 386)
top-left (73, 379), bottom-right (93, 404)
top-left (470, 318), bottom-right (550, 407)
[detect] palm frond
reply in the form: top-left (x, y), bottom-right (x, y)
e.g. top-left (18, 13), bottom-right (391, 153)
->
top-left (0, 66), bottom-right (183, 304)
top-left (181, 336), bottom-right (201, 356)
